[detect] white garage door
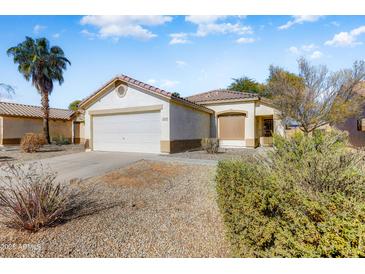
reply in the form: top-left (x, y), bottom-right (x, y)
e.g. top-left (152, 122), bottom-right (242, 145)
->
top-left (92, 111), bottom-right (161, 153)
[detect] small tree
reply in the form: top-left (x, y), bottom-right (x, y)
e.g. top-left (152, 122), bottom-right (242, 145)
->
top-left (228, 76), bottom-right (268, 97)
top-left (171, 91), bottom-right (180, 97)
top-left (267, 58), bottom-right (365, 134)
top-left (68, 99), bottom-right (81, 111)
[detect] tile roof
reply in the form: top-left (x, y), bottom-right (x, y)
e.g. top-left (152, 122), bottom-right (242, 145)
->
top-left (79, 74), bottom-right (213, 113)
top-left (186, 89), bottom-right (259, 104)
top-left (0, 101), bottom-right (74, 120)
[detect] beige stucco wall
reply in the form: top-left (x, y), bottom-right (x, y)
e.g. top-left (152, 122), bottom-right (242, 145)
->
top-left (84, 84), bottom-right (170, 144)
top-left (1, 116), bottom-right (72, 143)
top-left (169, 102), bottom-right (211, 140)
top-left (204, 101), bottom-right (256, 147)
top-left (202, 100), bottom-right (284, 148)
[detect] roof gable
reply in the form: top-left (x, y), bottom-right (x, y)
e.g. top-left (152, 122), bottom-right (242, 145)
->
top-left (79, 74), bottom-right (213, 114)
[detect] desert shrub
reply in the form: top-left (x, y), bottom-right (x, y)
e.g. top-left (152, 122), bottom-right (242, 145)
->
top-left (216, 129), bottom-right (365, 257)
top-left (0, 162), bottom-right (94, 232)
top-left (20, 133), bottom-right (46, 153)
top-left (201, 138), bottom-right (219, 154)
top-left (52, 135), bottom-right (70, 145)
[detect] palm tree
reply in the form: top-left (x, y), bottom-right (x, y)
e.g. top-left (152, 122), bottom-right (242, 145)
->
top-left (7, 37), bottom-right (71, 143)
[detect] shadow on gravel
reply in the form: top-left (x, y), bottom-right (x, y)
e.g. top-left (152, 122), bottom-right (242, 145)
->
top-left (0, 156), bottom-right (14, 162)
top-left (54, 182), bottom-right (126, 227)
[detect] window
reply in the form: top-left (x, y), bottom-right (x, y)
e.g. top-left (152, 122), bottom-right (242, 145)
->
top-left (357, 119), bottom-right (364, 131)
top-left (263, 119), bottom-right (273, 137)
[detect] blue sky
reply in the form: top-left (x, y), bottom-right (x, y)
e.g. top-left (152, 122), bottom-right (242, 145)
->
top-left (0, 15), bottom-right (365, 109)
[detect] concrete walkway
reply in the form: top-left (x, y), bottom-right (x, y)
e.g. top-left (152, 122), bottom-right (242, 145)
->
top-left (29, 151), bottom-right (217, 182)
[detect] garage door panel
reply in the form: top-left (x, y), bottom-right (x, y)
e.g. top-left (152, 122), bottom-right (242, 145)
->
top-left (92, 111), bottom-right (161, 153)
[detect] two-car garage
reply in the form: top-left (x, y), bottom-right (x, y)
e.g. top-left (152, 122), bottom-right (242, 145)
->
top-left (80, 75), bottom-right (212, 154)
top-left (92, 111), bottom-right (161, 153)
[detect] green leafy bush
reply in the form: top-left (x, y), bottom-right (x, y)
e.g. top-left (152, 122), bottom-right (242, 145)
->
top-left (216, 129), bottom-right (365, 257)
top-left (52, 135), bottom-right (70, 145)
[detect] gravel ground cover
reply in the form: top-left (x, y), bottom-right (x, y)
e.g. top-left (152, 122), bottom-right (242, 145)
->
top-left (0, 144), bottom-right (84, 163)
top-left (0, 160), bottom-right (230, 257)
top-left (164, 147), bottom-right (270, 161)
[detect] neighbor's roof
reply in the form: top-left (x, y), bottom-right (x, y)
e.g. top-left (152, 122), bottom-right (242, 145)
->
top-left (79, 74), bottom-right (214, 114)
top-left (0, 101), bottom-right (74, 120)
top-left (186, 89), bottom-right (260, 104)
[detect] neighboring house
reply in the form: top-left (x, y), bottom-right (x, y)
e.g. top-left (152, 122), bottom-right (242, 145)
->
top-left (336, 112), bottom-right (365, 147)
top-left (335, 85), bottom-right (365, 147)
top-left (0, 101), bottom-right (83, 145)
top-left (79, 74), bottom-right (285, 153)
top-left (187, 89), bottom-right (284, 148)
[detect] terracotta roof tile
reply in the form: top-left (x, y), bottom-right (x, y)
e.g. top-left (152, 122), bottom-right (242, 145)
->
top-left (0, 101), bottom-right (74, 120)
top-left (79, 74), bottom-right (213, 113)
top-left (186, 89), bottom-right (259, 104)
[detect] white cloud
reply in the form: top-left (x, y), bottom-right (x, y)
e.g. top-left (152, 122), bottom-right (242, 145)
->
top-left (52, 33), bottom-right (60, 39)
top-left (169, 33), bottom-right (191, 45)
top-left (288, 46), bottom-right (300, 54)
top-left (80, 29), bottom-right (97, 40)
top-left (160, 79), bottom-right (179, 89)
top-left (147, 79), bottom-right (179, 89)
top-left (310, 50), bottom-right (323, 59)
top-left (80, 15), bottom-right (172, 40)
top-left (195, 23), bottom-right (252, 37)
top-left (185, 15), bottom-right (227, 24)
top-left (325, 32), bottom-right (357, 47)
top-left (236, 37), bottom-right (255, 44)
top-left (278, 16), bottom-right (322, 30)
top-left (301, 43), bottom-right (317, 52)
top-left (325, 25), bottom-right (365, 47)
top-left (169, 16), bottom-right (254, 45)
top-left (330, 21), bottom-right (340, 27)
top-left (33, 24), bottom-right (46, 34)
top-left (288, 44), bottom-right (322, 59)
top-left (176, 60), bottom-right (187, 67)
top-left (185, 15), bottom-right (252, 37)
top-left (288, 44), bottom-right (318, 54)
top-left (147, 79), bottom-right (157, 85)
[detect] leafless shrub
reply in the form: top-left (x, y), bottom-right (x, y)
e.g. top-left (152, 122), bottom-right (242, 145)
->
top-left (20, 133), bottom-right (46, 153)
top-left (201, 138), bottom-right (219, 154)
top-left (0, 162), bottom-right (97, 232)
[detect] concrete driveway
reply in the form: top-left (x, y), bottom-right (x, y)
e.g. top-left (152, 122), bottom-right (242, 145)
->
top-left (36, 151), bottom-right (157, 182)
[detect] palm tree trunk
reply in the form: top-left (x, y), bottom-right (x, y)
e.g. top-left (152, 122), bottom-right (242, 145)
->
top-left (41, 91), bottom-right (51, 144)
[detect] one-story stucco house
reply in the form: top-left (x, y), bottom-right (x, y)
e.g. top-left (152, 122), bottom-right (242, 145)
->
top-left (78, 74), bottom-right (285, 153)
top-left (0, 101), bottom-right (84, 145)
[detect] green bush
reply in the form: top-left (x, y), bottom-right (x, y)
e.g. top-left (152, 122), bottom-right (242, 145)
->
top-left (52, 135), bottom-right (70, 145)
top-left (216, 129), bottom-right (365, 257)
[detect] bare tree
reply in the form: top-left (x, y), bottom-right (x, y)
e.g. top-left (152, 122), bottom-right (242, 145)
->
top-left (267, 58), bottom-right (365, 134)
top-left (0, 83), bottom-right (14, 101)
